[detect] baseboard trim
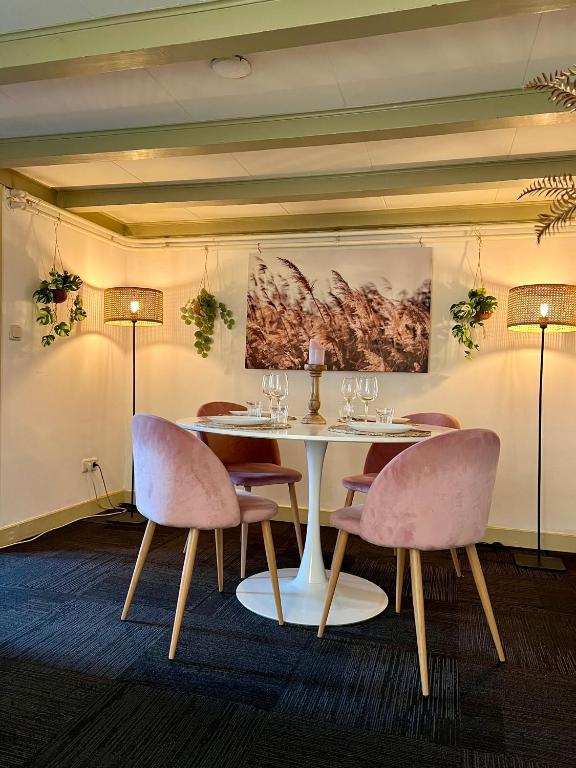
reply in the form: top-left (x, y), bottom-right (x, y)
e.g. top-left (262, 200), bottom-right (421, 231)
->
top-left (0, 490), bottom-right (126, 548)
top-left (2, 497), bottom-right (575, 554)
top-left (275, 506), bottom-right (576, 553)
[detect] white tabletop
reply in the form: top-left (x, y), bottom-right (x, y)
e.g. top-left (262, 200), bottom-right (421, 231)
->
top-left (176, 416), bottom-right (453, 443)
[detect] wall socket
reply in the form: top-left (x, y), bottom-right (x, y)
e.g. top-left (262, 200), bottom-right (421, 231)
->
top-left (81, 458), bottom-right (98, 473)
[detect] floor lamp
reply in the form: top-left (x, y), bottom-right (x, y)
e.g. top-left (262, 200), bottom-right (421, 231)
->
top-left (104, 286), bottom-right (163, 524)
top-left (507, 283), bottom-right (576, 570)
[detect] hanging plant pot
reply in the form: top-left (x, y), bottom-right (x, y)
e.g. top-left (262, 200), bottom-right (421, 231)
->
top-left (474, 310), bottom-right (493, 322)
top-left (52, 288), bottom-right (68, 304)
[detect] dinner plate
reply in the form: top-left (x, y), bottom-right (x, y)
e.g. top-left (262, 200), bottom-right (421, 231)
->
top-left (349, 422), bottom-right (413, 434)
top-left (205, 415), bottom-right (271, 426)
top-left (350, 416), bottom-right (411, 424)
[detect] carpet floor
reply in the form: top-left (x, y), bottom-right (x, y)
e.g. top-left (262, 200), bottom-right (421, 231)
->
top-left (1, 517), bottom-right (575, 768)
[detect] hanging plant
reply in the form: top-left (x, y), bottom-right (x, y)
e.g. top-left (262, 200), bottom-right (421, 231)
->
top-left (449, 234), bottom-right (498, 360)
top-left (180, 249), bottom-right (235, 357)
top-left (32, 224), bottom-right (87, 346)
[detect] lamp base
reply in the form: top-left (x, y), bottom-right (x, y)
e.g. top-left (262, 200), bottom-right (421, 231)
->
top-left (513, 550), bottom-right (566, 571)
top-left (108, 502), bottom-right (146, 526)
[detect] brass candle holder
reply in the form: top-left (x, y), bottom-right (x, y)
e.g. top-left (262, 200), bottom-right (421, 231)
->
top-left (301, 363), bottom-right (327, 424)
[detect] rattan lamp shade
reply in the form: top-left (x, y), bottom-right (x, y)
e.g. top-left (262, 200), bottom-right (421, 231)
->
top-left (507, 283), bottom-right (576, 333)
top-left (104, 287), bottom-right (163, 326)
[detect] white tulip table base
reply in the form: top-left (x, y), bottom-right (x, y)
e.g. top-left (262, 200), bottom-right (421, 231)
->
top-left (236, 567), bottom-right (389, 626)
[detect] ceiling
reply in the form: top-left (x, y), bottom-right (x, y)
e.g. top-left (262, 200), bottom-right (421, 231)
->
top-left (1, 1), bottom-right (575, 237)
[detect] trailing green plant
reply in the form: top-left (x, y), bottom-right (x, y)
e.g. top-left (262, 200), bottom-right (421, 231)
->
top-left (181, 287), bottom-right (235, 357)
top-left (450, 288), bottom-right (498, 360)
top-left (519, 68), bottom-right (576, 242)
top-left (33, 268), bottom-right (87, 347)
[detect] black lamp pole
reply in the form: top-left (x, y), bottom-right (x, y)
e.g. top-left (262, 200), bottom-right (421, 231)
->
top-left (514, 319), bottom-right (565, 570)
top-left (111, 316), bottom-right (146, 525)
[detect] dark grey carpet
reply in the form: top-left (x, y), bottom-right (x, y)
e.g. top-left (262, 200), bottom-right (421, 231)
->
top-left (1, 519), bottom-right (575, 768)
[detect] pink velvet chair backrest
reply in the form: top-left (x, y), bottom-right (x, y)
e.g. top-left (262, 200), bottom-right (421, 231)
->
top-left (132, 414), bottom-right (241, 529)
top-left (360, 429), bottom-right (500, 550)
top-left (363, 412), bottom-right (461, 474)
top-left (197, 401), bottom-right (281, 466)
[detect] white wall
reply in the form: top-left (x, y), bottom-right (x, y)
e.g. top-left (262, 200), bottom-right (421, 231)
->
top-left (2, 195), bottom-right (575, 543)
top-left (0, 190), bottom-right (128, 528)
top-left (127, 231), bottom-right (576, 538)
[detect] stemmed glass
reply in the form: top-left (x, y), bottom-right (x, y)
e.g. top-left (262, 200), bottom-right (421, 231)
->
top-left (262, 372), bottom-right (288, 413)
top-left (356, 376), bottom-right (378, 422)
top-left (341, 377), bottom-right (357, 420)
top-left (261, 373), bottom-right (274, 414)
top-left (268, 372), bottom-right (288, 409)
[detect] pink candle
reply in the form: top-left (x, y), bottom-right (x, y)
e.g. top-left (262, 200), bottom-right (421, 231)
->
top-left (308, 338), bottom-right (325, 365)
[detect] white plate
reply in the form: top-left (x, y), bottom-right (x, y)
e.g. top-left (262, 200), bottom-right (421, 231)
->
top-left (205, 415), bottom-right (271, 426)
top-left (349, 422), bottom-right (412, 434)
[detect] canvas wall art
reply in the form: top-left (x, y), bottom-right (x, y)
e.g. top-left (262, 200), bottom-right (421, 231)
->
top-left (245, 246), bottom-right (432, 372)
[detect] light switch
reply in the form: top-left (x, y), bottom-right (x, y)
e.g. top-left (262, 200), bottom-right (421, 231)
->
top-left (9, 324), bottom-right (22, 341)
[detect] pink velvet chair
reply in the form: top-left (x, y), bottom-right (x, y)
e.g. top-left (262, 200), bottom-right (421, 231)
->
top-left (320, 429), bottom-right (504, 697)
top-left (197, 401), bottom-right (303, 576)
top-left (121, 414), bottom-right (284, 660)
top-left (342, 412), bottom-right (463, 576)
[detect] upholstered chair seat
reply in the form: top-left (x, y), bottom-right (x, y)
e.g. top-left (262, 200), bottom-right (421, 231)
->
top-left (227, 463), bottom-right (302, 486)
top-left (341, 412), bottom-right (463, 576)
top-left (320, 429), bottom-right (505, 697)
top-left (197, 401), bottom-right (304, 575)
top-left (121, 414), bottom-right (284, 661)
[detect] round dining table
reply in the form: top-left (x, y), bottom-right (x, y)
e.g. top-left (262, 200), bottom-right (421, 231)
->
top-left (176, 417), bottom-right (453, 627)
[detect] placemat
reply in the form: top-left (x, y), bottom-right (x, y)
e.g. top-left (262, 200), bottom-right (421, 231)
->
top-left (195, 419), bottom-right (292, 431)
top-left (328, 424), bottom-right (431, 438)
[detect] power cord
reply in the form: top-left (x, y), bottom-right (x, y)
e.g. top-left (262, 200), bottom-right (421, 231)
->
top-left (0, 462), bottom-right (124, 550)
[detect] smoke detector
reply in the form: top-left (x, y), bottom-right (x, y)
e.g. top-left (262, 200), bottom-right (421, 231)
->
top-left (210, 55), bottom-right (252, 79)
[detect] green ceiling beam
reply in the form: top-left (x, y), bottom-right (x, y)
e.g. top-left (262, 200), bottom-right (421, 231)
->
top-left (1, 0), bottom-right (575, 84)
top-left (121, 202), bottom-right (552, 237)
top-left (59, 155), bottom-right (576, 209)
top-left (0, 168), bottom-right (57, 206)
top-left (0, 89), bottom-right (570, 167)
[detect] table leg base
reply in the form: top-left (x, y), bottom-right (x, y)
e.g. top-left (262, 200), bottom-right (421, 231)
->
top-left (236, 567), bottom-right (388, 626)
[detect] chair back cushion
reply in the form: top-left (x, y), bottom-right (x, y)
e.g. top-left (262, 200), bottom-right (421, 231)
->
top-left (197, 401), bottom-right (280, 466)
top-left (363, 412), bottom-right (461, 474)
top-left (132, 414), bottom-right (240, 529)
top-left (361, 429), bottom-right (500, 550)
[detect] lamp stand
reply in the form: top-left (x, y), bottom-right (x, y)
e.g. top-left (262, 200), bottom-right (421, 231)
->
top-left (110, 319), bottom-right (146, 525)
top-left (513, 324), bottom-right (565, 571)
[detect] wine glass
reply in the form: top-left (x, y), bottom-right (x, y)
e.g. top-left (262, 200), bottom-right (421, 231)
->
top-left (341, 377), bottom-right (357, 420)
top-left (268, 372), bottom-right (288, 409)
top-left (356, 376), bottom-right (378, 422)
top-left (261, 373), bottom-right (274, 414)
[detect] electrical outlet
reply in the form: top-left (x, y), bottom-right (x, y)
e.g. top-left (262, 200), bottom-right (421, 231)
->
top-left (81, 458), bottom-right (98, 473)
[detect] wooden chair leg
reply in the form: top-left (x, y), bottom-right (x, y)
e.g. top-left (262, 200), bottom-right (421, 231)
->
top-left (240, 523), bottom-right (248, 578)
top-left (288, 482), bottom-right (304, 558)
top-left (466, 544), bottom-right (505, 662)
top-left (318, 530), bottom-right (349, 638)
top-left (395, 548), bottom-right (406, 613)
top-left (450, 547), bottom-right (462, 577)
top-left (344, 489), bottom-right (355, 507)
top-left (240, 485), bottom-right (251, 578)
top-left (169, 528), bottom-right (199, 660)
top-left (409, 549), bottom-right (429, 697)
top-left (121, 520), bottom-right (156, 620)
top-left (260, 520), bottom-right (284, 625)
top-left (215, 528), bottom-right (224, 592)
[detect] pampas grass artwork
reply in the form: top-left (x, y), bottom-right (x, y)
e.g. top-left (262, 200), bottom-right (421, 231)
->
top-left (245, 247), bottom-right (432, 372)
